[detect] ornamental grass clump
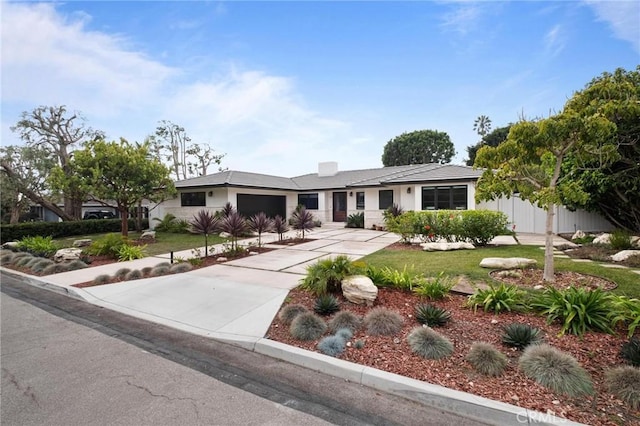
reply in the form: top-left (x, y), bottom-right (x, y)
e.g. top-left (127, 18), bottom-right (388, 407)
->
top-left (66, 260), bottom-right (88, 271)
top-left (170, 263), bottom-right (193, 274)
top-left (278, 304), bottom-right (310, 325)
top-left (519, 344), bottom-right (593, 397)
top-left (605, 366), bottom-right (640, 410)
top-left (141, 266), bottom-right (153, 276)
top-left (415, 304), bottom-right (451, 327)
top-left (125, 269), bottom-right (143, 280)
top-left (335, 328), bottom-right (353, 341)
top-left (413, 272), bottom-right (454, 300)
top-left (466, 342), bottom-right (508, 376)
top-left (15, 255), bottom-right (34, 267)
top-left (407, 327), bottom-right (454, 360)
top-left (317, 335), bottom-right (346, 357)
top-left (290, 312), bottom-right (327, 341)
top-left (0, 252), bottom-right (15, 264)
top-left (620, 337), bottom-right (640, 367)
top-left (328, 311), bottom-right (362, 333)
top-left (92, 274), bottom-right (112, 285)
top-left (43, 263), bottom-right (68, 275)
top-left (150, 265), bottom-right (170, 277)
top-left (364, 308), bottom-right (404, 336)
top-left (114, 268), bottom-right (131, 279)
top-left (31, 259), bottom-right (54, 273)
top-left (502, 323), bottom-right (542, 350)
top-left (314, 294), bottom-right (340, 316)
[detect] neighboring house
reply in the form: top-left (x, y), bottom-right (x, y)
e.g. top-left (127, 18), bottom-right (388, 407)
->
top-left (155, 162), bottom-right (613, 234)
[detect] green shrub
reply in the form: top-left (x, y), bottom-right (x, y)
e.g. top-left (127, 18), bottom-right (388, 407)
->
top-left (125, 269), bottom-right (143, 280)
top-left (300, 255), bottom-right (357, 295)
top-left (610, 295), bottom-right (640, 338)
top-left (621, 337), bottom-right (640, 367)
top-left (31, 259), bottom-right (55, 273)
top-left (346, 212), bottom-right (364, 229)
top-left (92, 274), bottom-right (112, 285)
top-left (170, 263), bottom-right (193, 274)
top-left (364, 265), bottom-right (387, 287)
top-left (290, 312), bottom-right (327, 341)
top-left (153, 213), bottom-right (188, 233)
top-left (66, 260), bottom-right (88, 271)
top-left (328, 311), bottom-right (362, 333)
top-left (114, 268), bottom-right (131, 279)
top-left (467, 283), bottom-right (528, 314)
top-left (87, 233), bottom-right (129, 258)
top-left (407, 326), bottom-right (454, 359)
top-left (363, 308), bottom-right (404, 336)
top-left (314, 294), bottom-right (340, 316)
top-left (150, 265), bottom-right (170, 277)
top-left (466, 342), bottom-right (507, 376)
top-left (384, 211), bottom-right (417, 243)
top-left (532, 286), bottom-right (614, 336)
top-left (413, 272), bottom-right (454, 300)
top-left (519, 344), bottom-right (593, 397)
top-left (335, 328), bottom-right (353, 341)
top-left (502, 323), bottom-right (542, 350)
top-left (43, 263), bottom-right (68, 275)
top-left (18, 235), bottom-right (59, 257)
top-left (605, 366), bottom-right (640, 410)
top-left (380, 265), bottom-right (421, 291)
top-left (609, 229), bottom-right (633, 250)
top-left (278, 304), bottom-right (310, 325)
top-left (1, 219), bottom-right (148, 244)
top-left (116, 244), bottom-right (147, 262)
top-left (317, 335), bottom-right (346, 357)
top-left (415, 304), bottom-right (451, 327)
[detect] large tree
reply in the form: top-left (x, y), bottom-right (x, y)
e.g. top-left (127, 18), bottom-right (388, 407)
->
top-left (56, 139), bottom-right (175, 236)
top-left (8, 106), bottom-right (103, 219)
top-left (381, 130), bottom-right (455, 166)
top-left (561, 67), bottom-right (640, 231)
top-left (150, 120), bottom-right (225, 180)
top-left (465, 125), bottom-right (512, 166)
top-left (475, 111), bottom-right (617, 282)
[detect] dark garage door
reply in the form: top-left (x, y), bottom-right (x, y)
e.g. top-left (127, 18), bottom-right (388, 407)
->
top-left (237, 194), bottom-right (287, 219)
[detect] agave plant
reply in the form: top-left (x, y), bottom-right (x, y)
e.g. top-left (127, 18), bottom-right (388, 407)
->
top-left (190, 209), bottom-right (220, 257)
top-left (290, 206), bottom-right (316, 239)
top-left (272, 215), bottom-right (289, 241)
top-left (248, 212), bottom-right (273, 247)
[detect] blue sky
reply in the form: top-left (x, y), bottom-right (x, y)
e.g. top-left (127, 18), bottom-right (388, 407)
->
top-left (2, 1), bottom-right (639, 177)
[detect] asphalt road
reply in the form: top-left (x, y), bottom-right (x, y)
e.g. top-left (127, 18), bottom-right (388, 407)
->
top-left (1, 273), bottom-right (484, 426)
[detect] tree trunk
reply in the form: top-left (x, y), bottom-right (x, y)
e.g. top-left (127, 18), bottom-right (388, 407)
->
top-left (119, 206), bottom-right (129, 237)
top-left (543, 204), bottom-right (556, 282)
top-left (10, 207), bottom-right (21, 224)
top-left (136, 201), bottom-right (142, 232)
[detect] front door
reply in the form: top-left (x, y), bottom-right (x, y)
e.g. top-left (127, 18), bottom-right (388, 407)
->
top-left (333, 192), bottom-right (347, 222)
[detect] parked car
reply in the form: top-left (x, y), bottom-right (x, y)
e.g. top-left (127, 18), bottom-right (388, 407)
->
top-left (83, 210), bottom-right (117, 220)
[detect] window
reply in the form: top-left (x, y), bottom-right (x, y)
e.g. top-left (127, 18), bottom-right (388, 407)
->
top-left (297, 193), bottom-right (319, 210)
top-left (181, 192), bottom-right (206, 207)
top-left (421, 185), bottom-right (467, 210)
top-left (378, 190), bottom-right (394, 210)
top-left (356, 192), bottom-right (365, 210)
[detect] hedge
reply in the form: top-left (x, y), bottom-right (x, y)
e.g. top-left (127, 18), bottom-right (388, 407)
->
top-left (385, 210), bottom-right (510, 246)
top-left (0, 219), bottom-right (149, 243)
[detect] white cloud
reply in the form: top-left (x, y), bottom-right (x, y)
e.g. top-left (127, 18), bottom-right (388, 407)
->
top-left (584, 0), bottom-right (640, 52)
top-left (440, 3), bottom-right (483, 36)
top-left (544, 24), bottom-right (566, 57)
top-left (0, 2), bottom-right (368, 176)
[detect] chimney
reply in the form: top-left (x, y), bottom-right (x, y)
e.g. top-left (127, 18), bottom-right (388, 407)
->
top-left (318, 161), bottom-right (338, 177)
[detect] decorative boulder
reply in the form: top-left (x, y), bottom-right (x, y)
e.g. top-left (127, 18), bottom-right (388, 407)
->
top-left (73, 239), bottom-right (92, 248)
top-left (610, 250), bottom-right (640, 262)
top-left (593, 233), bottom-right (610, 245)
top-left (421, 242), bottom-right (475, 252)
top-left (2, 241), bottom-right (20, 250)
top-left (571, 230), bottom-right (586, 241)
top-left (480, 258), bottom-right (537, 269)
top-left (53, 248), bottom-right (84, 263)
top-left (139, 230), bottom-right (156, 242)
top-left (632, 236), bottom-right (640, 248)
top-left (341, 275), bottom-right (378, 306)
top-left (219, 232), bottom-right (231, 238)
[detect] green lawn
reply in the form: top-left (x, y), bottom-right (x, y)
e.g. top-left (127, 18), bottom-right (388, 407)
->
top-left (56, 232), bottom-right (228, 256)
top-left (361, 245), bottom-right (640, 298)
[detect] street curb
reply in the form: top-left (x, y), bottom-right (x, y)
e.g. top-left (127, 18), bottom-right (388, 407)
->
top-left (254, 339), bottom-right (583, 426)
top-left (3, 267), bottom-right (585, 426)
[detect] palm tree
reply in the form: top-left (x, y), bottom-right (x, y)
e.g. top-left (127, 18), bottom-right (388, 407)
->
top-left (473, 115), bottom-right (492, 137)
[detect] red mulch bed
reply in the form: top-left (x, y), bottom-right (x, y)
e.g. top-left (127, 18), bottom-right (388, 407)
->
top-left (267, 288), bottom-right (639, 425)
top-left (268, 238), bottom-right (314, 246)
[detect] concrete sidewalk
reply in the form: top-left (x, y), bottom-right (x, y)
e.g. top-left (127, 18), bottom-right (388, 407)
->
top-left (1, 227), bottom-right (583, 426)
